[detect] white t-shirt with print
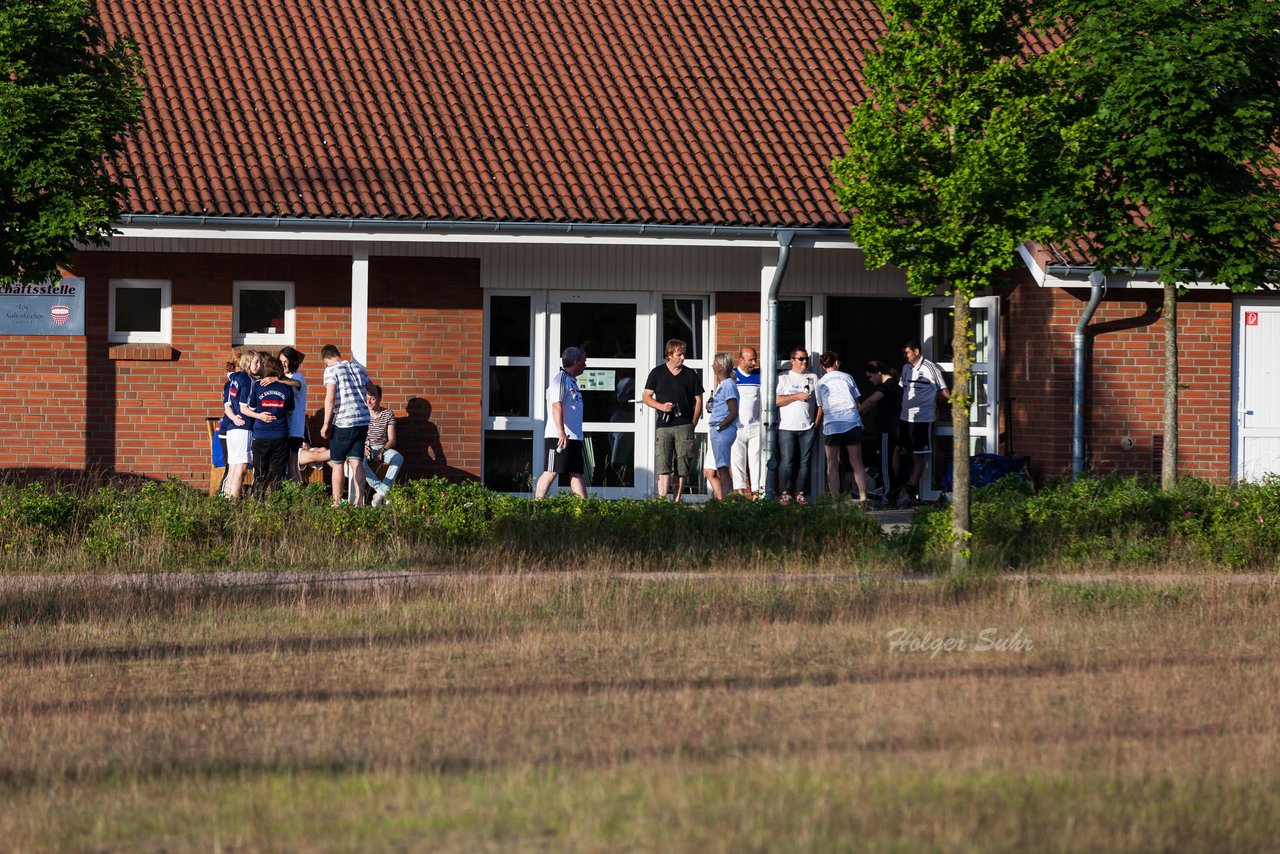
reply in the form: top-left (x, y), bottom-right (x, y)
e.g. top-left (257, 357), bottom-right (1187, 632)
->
top-left (545, 369), bottom-right (584, 439)
top-left (816, 371), bottom-right (862, 435)
top-left (900, 358), bottom-right (949, 423)
top-left (776, 371), bottom-right (818, 431)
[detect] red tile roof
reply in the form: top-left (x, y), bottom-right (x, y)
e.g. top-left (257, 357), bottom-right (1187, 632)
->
top-left (100, 0), bottom-right (888, 228)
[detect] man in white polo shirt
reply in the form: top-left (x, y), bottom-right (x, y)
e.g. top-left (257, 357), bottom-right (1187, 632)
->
top-left (897, 338), bottom-right (950, 507)
top-left (535, 346), bottom-right (588, 499)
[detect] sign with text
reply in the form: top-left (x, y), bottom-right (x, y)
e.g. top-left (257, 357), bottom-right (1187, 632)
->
top-left (0, 278), bottom-right (85, 335)
top-left (578, 369), bottom-right (616, 391)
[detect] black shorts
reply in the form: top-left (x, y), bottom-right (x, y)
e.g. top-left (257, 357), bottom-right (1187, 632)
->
top-left (898, 420), bottom-right (932, 455)
top-left (330, 425), bottom-right (369, 462)
top-left (825, 426), bottom-right (864, 447)
top-left (545, 438), bottom-right (585, 475)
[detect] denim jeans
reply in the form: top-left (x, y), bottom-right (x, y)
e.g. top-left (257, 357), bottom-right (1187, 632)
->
top-left (777, 428), bottom-right (816, 496)
top-left (365, 446), bottom-right (404, 495)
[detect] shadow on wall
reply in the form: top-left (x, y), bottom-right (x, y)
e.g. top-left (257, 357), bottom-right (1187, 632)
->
top-left (0, 467), bottom-right (163, 492)
top-left (303, 398), bottom-right (474, 483)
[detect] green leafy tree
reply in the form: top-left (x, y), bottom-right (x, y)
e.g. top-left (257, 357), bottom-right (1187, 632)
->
top-left (1050, 0), bottom-right (1280, 489)
top-left (0, 0), bottom-right (143, 284)
top-left (832, 0), bottom-right (1066, 569)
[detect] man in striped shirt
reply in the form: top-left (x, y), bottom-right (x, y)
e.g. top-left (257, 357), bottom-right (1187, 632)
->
top-left (320, 344), bottom-right (371, 507)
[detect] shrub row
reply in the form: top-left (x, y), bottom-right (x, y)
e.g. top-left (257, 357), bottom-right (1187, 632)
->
top-left (0, 477), bottom-right (888, 572)
top-left (907, 475), bottom-right (1280, 570)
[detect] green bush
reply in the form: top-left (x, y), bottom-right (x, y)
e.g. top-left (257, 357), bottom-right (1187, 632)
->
top-left (909, 475), bottom-right (1280, 570)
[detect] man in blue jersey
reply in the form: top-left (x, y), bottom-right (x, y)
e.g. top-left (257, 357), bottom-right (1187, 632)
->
top-left (730, 346), bottom-right (762, 498)
top-left (535, 347), bottom-right (588, 499)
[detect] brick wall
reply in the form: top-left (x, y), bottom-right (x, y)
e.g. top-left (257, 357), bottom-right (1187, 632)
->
top-left (1005, 279), bottom-right (1235, 483)
top-left (715, 291), bottom-right (760, 354)
top-left (0, 251), bottom-right (484, 488)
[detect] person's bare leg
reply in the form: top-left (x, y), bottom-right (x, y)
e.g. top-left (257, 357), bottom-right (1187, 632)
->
top-left (329, 460), bottom-right (344, 506)
top-left (825, 445), bottom-right (842, 496)
top-left (569, 474), bottom-right (587, 499)
top-left (717, 466), bottom-right (733, 499)
top-left (656, 473), bottom-right (670, 500)
top-left (849, 447), bottom-right (869, 501)
top-left (535, 469), bottom-right (557, 499)
top-left (347, 458), bottom-right (367, 505)
top-left (225, 463), bottom-right (247, 498)
top-left (673, 476), bottom-right (686, 502)
top-left (704, 468), bottom-right (722, 500)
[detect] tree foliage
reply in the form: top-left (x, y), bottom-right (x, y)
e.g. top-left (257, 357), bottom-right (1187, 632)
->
top-left (1048, 0), bottom-right (1280, 488)
top-left (0, 0), bottom-right (143, 284)
top-left (1051, 0), bottom-right (1280, 288)
top-left (832, 0), bottom-right (1067, 567)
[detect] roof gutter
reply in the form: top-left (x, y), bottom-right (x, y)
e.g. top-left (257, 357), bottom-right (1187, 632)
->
top-left (1072, 270), bottom-right (1106, 479)
top-left (113, 214), bottom-right (855, 245)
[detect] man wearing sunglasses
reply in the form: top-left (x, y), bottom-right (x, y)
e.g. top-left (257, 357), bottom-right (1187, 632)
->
top-left (774, 347), bottom-right (821, 505)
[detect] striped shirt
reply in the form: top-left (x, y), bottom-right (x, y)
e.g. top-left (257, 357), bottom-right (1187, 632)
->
top-left (323, 359), bottom-right (371, 428)
top-left (366, 407), bottom-right (395, 449)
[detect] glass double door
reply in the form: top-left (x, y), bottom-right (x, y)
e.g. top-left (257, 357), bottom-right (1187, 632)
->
top-left (545, 292), bottom-right (656, 498)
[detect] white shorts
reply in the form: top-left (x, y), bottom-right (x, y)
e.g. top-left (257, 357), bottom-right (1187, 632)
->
top-left (225, 430), bottom-right (252, 466)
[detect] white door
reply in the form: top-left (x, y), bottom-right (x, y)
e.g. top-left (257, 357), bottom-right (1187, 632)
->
top-left (1235, 301), bottom-right (1280, 481)
top-left (546, 292), bottom-right (656, 498)
top-left (922, 295), bottom-right (1000, 497)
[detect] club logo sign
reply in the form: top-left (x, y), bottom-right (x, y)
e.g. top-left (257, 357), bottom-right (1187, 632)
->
top-left (0, 278), bottom-right (84, 335)
top-left (1246, 311), bottom-right (1260, 327)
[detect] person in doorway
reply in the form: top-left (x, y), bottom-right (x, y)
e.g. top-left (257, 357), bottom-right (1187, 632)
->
top-left (363, 383), bottom-right (403, 506)
top-left (701, 352), bottom-right (739, 500)
top-left (775, 347), bottom-right (821, 505)
top-left (241, 359), bottom-right (295, 494)
top-left (535, 347), bottom-right (589, 499)
top-left (816, 351), bottom-right (869, 502)
top-left (729, 346), bottom-right (761, 498)
top-left (860, 360), bottom-right (902, 503)
top-left (897, 339), bottom-right (951, 507)
top-left (320, 344), bottom-right (371, 507)
top-left (643, 338), bottom-right (704, 501)
top-left (278, 346), bottom-right (309, 481)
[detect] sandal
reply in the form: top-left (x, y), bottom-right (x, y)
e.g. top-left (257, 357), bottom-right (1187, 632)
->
top-left (779, 493), bottom-right (792, 505)
top-left (796, 493), bottom-right (808, 506)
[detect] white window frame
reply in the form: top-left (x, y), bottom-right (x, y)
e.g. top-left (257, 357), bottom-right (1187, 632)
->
top-left (108, 278), bottom-right (172, 344)
top-left (233, 280), bottom-right (294, 346)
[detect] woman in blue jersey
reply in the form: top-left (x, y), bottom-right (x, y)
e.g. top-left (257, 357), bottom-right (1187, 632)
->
top-left (701, 352), bottom-right (739, 500)
top-left (219, 349), bottom-right (259, 498)
top-left (815, 351), bottom-right (869, 502)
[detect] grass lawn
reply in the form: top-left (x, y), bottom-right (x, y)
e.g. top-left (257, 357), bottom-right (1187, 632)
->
top-left (2, 575), bottom-right (1278, 851)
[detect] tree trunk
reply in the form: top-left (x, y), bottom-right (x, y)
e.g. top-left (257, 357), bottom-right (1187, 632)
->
top-left (1162, 281), bottom-right (1178, 490)
top-left (950, 292), bottom-right (972, 572)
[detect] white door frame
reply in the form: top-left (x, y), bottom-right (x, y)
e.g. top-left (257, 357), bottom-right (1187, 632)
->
top-left (922, 294), bottom-right (1001, 498)
top-left (544, 290), bottom-right (656, 498)
top-left (1233, 299), bottom-right (1280, 482)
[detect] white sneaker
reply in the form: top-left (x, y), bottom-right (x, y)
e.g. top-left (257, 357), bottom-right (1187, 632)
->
top-left (372, 491), bottom-right (387, 507)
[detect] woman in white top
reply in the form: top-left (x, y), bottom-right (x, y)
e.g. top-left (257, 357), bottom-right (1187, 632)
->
top-left (815, 351), bottom-right (869, 502)
top-left (278, 347), bottom-right (308, 481)
top-left (701, 353), bottom-right (739, 500)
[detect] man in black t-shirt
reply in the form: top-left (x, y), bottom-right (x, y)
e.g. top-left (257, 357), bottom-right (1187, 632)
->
top-left (643, 338), bottom-right (704, 500)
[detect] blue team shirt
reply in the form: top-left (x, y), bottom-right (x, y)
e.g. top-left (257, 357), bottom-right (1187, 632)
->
top-left (219, 371), bottom-right (254, 433)
top-left (246, 381), bottom-right (295, 439)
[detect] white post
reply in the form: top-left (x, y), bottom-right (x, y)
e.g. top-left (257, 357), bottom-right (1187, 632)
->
top-left (351, 248), bottom-right (369, 364)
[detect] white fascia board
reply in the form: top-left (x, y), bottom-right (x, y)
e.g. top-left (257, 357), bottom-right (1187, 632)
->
top-left (110, 221), bottom-right (860, 251)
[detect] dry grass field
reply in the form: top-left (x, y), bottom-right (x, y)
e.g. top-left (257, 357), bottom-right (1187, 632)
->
top-left (2, 573), bottom-right (1278, 852)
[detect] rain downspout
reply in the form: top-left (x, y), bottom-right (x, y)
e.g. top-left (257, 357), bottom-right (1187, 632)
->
top-left (1072, 270), bottom-right (1106, 478)
top-left (761, 231), bottom-right (794, 500)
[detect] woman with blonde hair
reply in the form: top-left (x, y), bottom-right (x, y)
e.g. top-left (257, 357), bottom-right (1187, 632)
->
top-left (701, 352), bottom-right (739, 500)
top-left (218, 349), bottom-right (259, 498)
top-left (815, 351), bottom-right (869, 502)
